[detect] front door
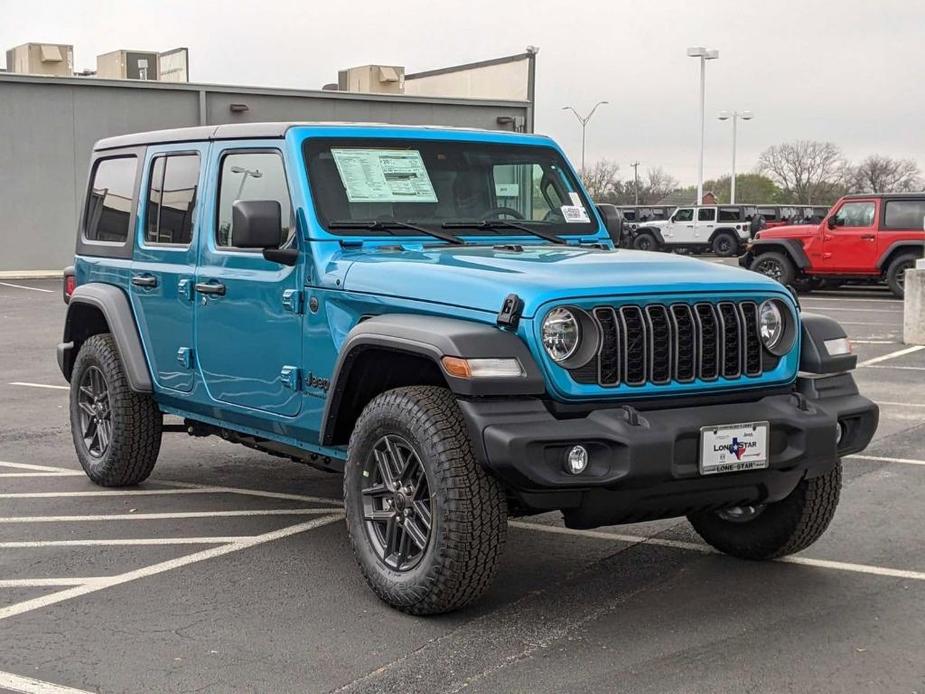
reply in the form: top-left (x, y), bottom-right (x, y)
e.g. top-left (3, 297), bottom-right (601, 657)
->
top-left (820, 199), bottom-right (879, 273)
top-left (666, 207), bottom-right (694, 242)
top-left (194, 144), bottom-right (303, 416)
top-left (130, 145), bottom-right (205, 393)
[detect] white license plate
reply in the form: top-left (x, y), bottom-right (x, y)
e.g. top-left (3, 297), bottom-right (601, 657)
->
top-left (699, 421), bottom-right (769, 475)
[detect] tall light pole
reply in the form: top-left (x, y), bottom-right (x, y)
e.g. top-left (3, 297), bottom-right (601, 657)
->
top-left (686, 46), bottom-right (719, 205)
top-left (630, 161), bottom-right (641, 205)
top-left (717, 110), bottom-right (753, 204)
top-left (562, 101), bottom-right (608, 177)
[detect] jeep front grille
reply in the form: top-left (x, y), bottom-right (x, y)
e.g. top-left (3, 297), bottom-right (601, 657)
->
top-left (583, 301), bottom-right (763, 387)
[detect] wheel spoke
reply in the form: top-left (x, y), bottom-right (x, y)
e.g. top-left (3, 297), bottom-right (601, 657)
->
top-left (403, 516), bottom-right (428, 550)
top-left (383, 437), bottom-right (405, 483)
top-left (412, 499), bottom-right (432, 531)
top-left (374, 449), bottom-right (396, 490)
top-left (79, 401), bottom-right (95, 417)
top-left (396, 526), bottom-right (411, 564)
top-left (384, 518), bottom-right (400, 560)
top-left (97, 419), bottom-right (110, 452)
top-left (364, 508), bottom-right (394, 522)
top-left (361, 483), bottom-right (390, 498)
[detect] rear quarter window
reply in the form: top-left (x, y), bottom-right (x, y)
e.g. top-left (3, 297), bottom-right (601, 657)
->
top-left (84, 156), bottom-right (138, 244)
top-left (883, 200), bottom-right (925, 230)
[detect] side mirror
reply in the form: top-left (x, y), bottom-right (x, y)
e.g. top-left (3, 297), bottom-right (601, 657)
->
top-left (596, 204), bottom-right (624, 245)
top-left (232, 200), bottom-right (284, 248)
top-left (826, 215), bottom-right (838, 229)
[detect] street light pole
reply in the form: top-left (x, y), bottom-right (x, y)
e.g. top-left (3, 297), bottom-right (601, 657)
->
top-left (686, 47), bottom-right (719, 205)
top-left (631, 161), bottom-right (640, 205)
top-left (718, 110), bottom-right (753, 204)
top-left (562, 101), bottom-right (609, 177)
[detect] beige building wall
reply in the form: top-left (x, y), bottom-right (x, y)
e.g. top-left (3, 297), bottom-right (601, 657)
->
top-left (405, 58), bottom-right (530, 101)
top-left (5, 43), bottom-right (74, 76)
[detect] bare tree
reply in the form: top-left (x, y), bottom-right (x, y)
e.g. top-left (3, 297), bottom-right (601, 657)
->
top-left (638, 167), bottom-right (679, 204)
top-left (581, 159), bottom-right (623, 202)
top-left (758, 141), bottom-right (846, 203)
top-left (847, 155), bottom-right (922, 193)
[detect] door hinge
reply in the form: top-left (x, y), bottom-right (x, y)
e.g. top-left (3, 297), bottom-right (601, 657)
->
top-left (176, 347), bottom-right (194, 369)
top-left (282, 289), bottom-right (303, 314)
top-left (280, 365), bottom-right (301, 390)
top-left (178, 278), bottom-right (193, 302)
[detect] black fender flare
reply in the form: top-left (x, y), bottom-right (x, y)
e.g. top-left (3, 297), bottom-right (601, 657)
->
top-left (634, 226), bottom-right (665, 245)
top-left (799, 312), bottom-right (857, 374)
top-left (708, 227), bottom-right (741, 244)
top-left (58, 283), bottom-right (153, 392)
top-left (320, 314), bottom-right (546, 446)
top-left (749, 238), bottom-right (811, 269)
top-left (876, 240), bottom-right (925, 271)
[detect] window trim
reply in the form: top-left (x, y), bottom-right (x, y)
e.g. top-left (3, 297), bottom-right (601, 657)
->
top-left (81, 154), bottom-right (140, 248)
top-left (697, 207), bottom-right (717, 222)
top-left (140, 151), bottom-right (202, 251)
top-left (213, 147), bottom-right (294, 254)
top-left (881, 198), bottom-right (925, 231)
top-left (832, 200), bottom-right (877, 229)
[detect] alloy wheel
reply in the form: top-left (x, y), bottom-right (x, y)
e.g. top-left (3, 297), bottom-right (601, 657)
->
top-left (362, 434), bottom-right (434, 571)
top-left (716, 504), bottom-right (766, 523)
top-left (77, 366), bottom-right (112, 458)
top-left (755, 258), bottom-right (783, 282)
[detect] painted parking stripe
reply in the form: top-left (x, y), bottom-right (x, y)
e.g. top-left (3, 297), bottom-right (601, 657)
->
top-left (159, 480), bottom-right (342, 506)
top-left (0, 472), bottom-right (85, 478)
top-left (0, 508), bottom-right (340, 523)
top-left (0, 670), bottom-right (94, 694)
top-left (0, 578), bottom-right (102, 588)
top-left (863, 365), bottom-right (925, 371)
top-left (0, 461), bottom-right (79, 472)
top-left (0, 537), bottom-right (250, 548)
top-left (876, 401), bottom-right (925, 408)
top-left (847, 454), bottom-right (925, 467)
top-left (852, 340), bottom-right (897, 345)
top-left (509, 522), bottom-right (925, 581)
top-left (9, 382), bottom-right (69, 390)
top-left (0, 487), bottom-right (257, 499)
top-left (857, 345), bottom-right (925, 366)
top-left (0, 281), bottom-right (55, 293)
top-left (802, 306), bottom-right (904, 314)
top-left (0, 513), bottom-right (343, 622)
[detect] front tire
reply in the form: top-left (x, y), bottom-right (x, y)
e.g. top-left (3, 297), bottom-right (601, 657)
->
top-left (687, 461), bottom-right (842, 560)
top-left (69, 333), bottom-right (163, 486)
top-left (886, 253), bottom-right (917, 298)
top-left (752, 251), bottom-right (796, 286)
top-left (344, 386), bottom-right (507, 615)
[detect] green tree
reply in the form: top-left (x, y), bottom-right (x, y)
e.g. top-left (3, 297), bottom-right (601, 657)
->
top-left (702, 174), bottom-right (785, 204)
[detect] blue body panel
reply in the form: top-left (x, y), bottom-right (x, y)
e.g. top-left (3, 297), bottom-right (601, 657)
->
top-left (73, 123), bottom-right (803, 461)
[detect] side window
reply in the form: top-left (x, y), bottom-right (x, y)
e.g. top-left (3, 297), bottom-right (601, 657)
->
top-left (717, 208), bottom-right (739, 222)
top-left (84, 157), bottom-right (138, 243)
top-left (697, 208), bottom-right (716, 222)
top-left (492, 163), bottom-right (569, 221)
top-left (217, 151), bottom-right (292, 248)
top-left (674, 208), bottom-right (694, 223)
top-left (145, 154), bottom-right (200, 245)
top-left (758, 207), bottom-right (777, 221)
top-left (833, 202), bottom-right (876, 228)
top-left (883, 200), bottom-right (925, 230)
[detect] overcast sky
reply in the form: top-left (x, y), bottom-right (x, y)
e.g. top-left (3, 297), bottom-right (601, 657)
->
top-left (2, 0), bottom-right (922, 185)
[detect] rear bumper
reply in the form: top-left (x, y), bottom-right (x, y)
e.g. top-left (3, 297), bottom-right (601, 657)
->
top-left (458, 373), bottom-right (877, 527)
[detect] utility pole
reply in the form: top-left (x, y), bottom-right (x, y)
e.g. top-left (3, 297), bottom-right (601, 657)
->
top-left (631, 161), bottom-right (641, 205)
top-left (562, 101), bottom-right (609, 177)
top-left (687, 47), bottom-right (719, 204)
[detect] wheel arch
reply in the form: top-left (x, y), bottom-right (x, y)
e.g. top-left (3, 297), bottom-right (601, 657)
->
top-left (635, 226), bottom-right (665, 245)
top-left (750, 239), bottom-right (810, 270)
top-left (877, 240), bottom-right (925, 272)
top-left (59, 283), bottom-right (152, 392)
top-left (320, 314), bottom-right (545, 447)
top-left (708, 226), bottom-right (739, 243)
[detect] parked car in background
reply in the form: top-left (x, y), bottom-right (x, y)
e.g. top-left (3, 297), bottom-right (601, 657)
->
top-left (633, 205), bottom-right (762, 256)
top-left (741, 194), bottom-right (925, 297)
top-left (616, 205), bottom-right (674, 247)
top-left (758, 205), bottom-right (830, 228)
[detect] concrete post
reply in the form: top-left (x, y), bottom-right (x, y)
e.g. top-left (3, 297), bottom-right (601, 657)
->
top-left (904, 262), bottom-right (925, 345)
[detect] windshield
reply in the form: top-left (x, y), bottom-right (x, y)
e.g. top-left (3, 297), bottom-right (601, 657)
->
top-left (303, 138), bottom-right (598, 238)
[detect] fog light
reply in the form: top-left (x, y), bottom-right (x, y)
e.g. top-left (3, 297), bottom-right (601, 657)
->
top-left (565, 445), bottom-right (589, 474)
top-left (835, 420), bottom-right (846, 446)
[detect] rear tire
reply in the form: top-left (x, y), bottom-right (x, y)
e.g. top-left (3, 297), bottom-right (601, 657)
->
top-left (344, 386), bottom-right (507, 615)
top-left (69, 333), bottom-right (162, 486)
top-left (752, 251), bottom-right (796, 287)
top-left (886, 253), bottom-right (917, 298)
top-left (711, 232), bottom-right (738, 257)
top-left (688, 461), bottom-right (841, 560)
top-left (633, 231), bottom-right (658, 252)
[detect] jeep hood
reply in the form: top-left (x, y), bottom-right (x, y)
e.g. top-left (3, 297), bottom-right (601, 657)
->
top-left (339, 245), bottom-right (786, 318)
top-left (757, 224), bottom-right (818, 240)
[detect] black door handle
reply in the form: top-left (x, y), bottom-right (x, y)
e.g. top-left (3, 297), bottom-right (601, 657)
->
top-left (131, 275), bottom-right (158, 288)
top-left (195, 282), bottom-right (226, 296)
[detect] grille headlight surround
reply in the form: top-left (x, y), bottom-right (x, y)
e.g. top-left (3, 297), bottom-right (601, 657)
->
top-left (758, 299), bottom-right (796, 356)
top-left (542, 307), bottom-right (581, 362)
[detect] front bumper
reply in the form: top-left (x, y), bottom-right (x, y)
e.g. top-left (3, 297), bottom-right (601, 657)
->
top-left (458, 373), bottom-right (877, 528)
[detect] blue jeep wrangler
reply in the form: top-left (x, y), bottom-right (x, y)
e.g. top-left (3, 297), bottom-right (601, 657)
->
top-left (58, 122), bottom-right (878, 614)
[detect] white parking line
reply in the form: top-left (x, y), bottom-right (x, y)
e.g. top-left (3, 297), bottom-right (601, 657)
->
top-left (876, 401), bottom-right (925, 408)
top-left (0, 461), bottom-right (79, 473)
top-left (0, 669), bottom-right (93, 694)
top-left (803, 307), bottom-right (904, 314)
top-left (0, 537), bottom-right (251, 548)
top-left (160, 480), bottom-right (342, 506)
top-left (847, 454), bottom-right (925, 467)
top-left (852, 340), bottom-right (897, 345)
top-left (0, 508), bottom-right (340, 523)
top-left (9, 382), bottom-right (69, 390)
top-left (857, 345), bottom-right (925, 366)
top-left (803, 297), bottom-right (901, 304)
top-left (0, 472), bottom-right (86, 478)
top-left (0, 282), bottom-right (54, 293)
top-left (0, 578), bottom-right (102, 588)
top-left (863, 365), bottom-right (925, 371)
top-left (0, 513), bottom-right (343, 622)
top-left (509, 522), bottom-right (925, 582)
top-left (0, 487), bottom-right (259, 499)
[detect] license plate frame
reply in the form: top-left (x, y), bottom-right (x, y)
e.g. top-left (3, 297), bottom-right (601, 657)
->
top-left (699, 421), bottom-right (770, 476)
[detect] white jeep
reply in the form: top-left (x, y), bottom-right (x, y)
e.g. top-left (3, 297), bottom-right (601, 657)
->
top-left (632, 205), bottom-right (761, 256)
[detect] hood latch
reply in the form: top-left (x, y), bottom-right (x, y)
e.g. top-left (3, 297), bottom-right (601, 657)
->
top-left (496, 293), bottom-right (524, 331)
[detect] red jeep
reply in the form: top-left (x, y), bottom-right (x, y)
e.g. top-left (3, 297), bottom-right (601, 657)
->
top-left (740, 194), bottom-right (925, 297)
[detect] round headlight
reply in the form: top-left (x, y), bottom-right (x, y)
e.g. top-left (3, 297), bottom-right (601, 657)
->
top-left (759, 300), bottom-right (784, 351)
top-left (542, 308), bottom-right (581, 362)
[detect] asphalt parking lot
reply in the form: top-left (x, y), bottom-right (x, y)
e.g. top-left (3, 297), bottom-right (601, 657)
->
top-left (0, 274), bottom-right (923, 694)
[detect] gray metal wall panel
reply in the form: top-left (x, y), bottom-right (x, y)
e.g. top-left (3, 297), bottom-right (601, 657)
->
top-left (0, 75), bottom-right (528, 272)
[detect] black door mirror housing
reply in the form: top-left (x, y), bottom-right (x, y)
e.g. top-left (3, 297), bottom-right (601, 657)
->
top-left (231, 200), bottom-right (284, 249)
top-left (826, 215), bottom-right (838, 229)
top-left (596, 204), bottom-right (624, 245)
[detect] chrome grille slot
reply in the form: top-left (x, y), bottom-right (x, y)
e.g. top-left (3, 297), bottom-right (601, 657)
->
top-left (579, 300), bottom-right (768, 388)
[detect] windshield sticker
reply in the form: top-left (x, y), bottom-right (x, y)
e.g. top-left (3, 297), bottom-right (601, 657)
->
top-left (331, 148), bottom-right (438, 203)
top-left (495, 183), bottom-right (520, 197)
top-left (561, 205), bottom-right (591, 223)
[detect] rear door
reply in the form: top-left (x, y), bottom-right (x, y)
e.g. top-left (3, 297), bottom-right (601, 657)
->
top-left (878, 197), bottom-right (925, 259)
top-left (820, 199), bottom-right (879, 273)
top-left (194, 144), bottom-right (304, 416)
top-left (694, 207), bottom-right (716, 242)
top-left (130, 145), bottom-right (205, 392)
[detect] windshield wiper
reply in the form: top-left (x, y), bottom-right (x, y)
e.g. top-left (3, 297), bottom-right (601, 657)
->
top-left (328, 220), bottom-right (464, 245)
top-left (442, 219), bottom-right (566, 245)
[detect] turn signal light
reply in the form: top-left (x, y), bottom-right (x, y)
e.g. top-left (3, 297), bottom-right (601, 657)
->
top-left (441, 356), bottom-right (525, 379)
